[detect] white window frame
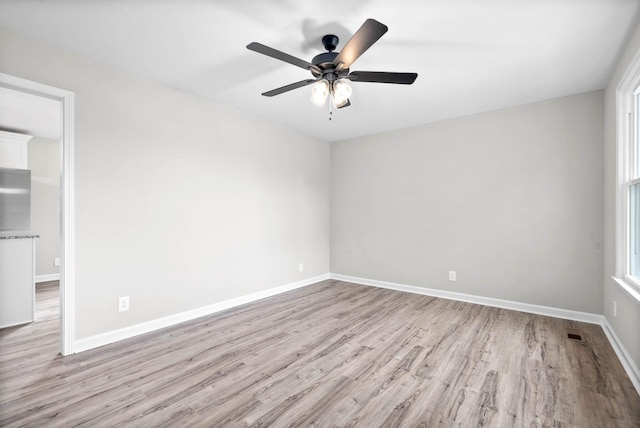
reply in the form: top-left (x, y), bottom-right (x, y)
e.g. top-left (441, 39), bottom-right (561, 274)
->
top-left (614, 48), bottom-right (640, 303)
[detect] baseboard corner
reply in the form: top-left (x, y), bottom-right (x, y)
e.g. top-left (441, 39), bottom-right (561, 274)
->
top-left (601, 317), bottom-right (640, 394)
top-left (330, 273), bottom-right (601, 324)
top-left (73, 273), bottom-right (330, 354)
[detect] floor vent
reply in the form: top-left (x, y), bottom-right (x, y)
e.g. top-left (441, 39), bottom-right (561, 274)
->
top-left (567, 328), bottom-right (583, 341)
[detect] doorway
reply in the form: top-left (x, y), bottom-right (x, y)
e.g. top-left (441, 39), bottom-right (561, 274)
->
top-left (0, 73), bottom-right (75, 355)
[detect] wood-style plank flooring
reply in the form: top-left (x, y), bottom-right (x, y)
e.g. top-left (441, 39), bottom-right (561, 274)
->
top-left (1, 280), bottom-right (639, 427)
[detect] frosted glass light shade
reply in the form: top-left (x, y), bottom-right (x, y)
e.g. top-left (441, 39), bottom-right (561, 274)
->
top-left (310, 80), bottom-right (330, 107)
top-left (332, 80), bottom-right (352, 107)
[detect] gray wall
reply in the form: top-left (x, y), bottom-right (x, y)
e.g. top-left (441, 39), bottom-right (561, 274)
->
top-left (4, 21), bottom-right (635, 367)
top-left (332, 91), bottom-right (604, 314)
top-left (0, 28), bottom-right (330, 339)
top-left (604, 23), bottom-right (640, 371)
top-left (29, 137), bottom-right (61, 278)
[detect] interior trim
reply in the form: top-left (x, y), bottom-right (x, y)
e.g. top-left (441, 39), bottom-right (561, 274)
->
top-left (331, 273), bottom-right (603, 324)
top-left (332, 273), bottom-right (640, 394)
top-left (611, 276), bottom-right (640, 305)
top-left (70, 272), bottom-right (640, 395)
top-left (73, 273), bottom-right (331, 353)
top-left (0, 72), bottom-right (75, 356)
top-left (602, 317), bottom-right (640, 394)
top-left (35, 274), bottom-right (61, 283)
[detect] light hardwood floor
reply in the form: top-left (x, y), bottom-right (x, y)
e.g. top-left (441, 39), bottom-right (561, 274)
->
top-left (1, 280), bottom-right (639, 427)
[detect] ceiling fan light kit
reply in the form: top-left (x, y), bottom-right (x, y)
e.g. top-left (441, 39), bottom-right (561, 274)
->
top-left (247, 18), bottom-right (417, 117)
top-left (310, 80), bottom-right (330, 108)
top-left (310, 79), bottom-right (352, 109)
top-left (332, 80), bottom-right (353, 107)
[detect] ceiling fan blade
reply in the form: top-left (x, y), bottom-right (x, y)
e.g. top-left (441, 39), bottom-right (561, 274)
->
top-left (347, 71), bottom-right (418, 84)
top-left (247, 42), bottom-right (321, 74)
top-left (261, 79), bottom-right (320, 97)
top-left (333, 19), bottom-right (388, 71)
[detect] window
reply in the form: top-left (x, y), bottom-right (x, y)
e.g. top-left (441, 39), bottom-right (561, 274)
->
top-left (628, 94), bottom-right (640, 279)
top-left (615, 53), bottom-right (640, 301)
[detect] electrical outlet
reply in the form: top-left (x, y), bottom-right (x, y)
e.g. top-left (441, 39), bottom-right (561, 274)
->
top-left (613, 300), bottom-right (617, 318)
top-left (299, 263), bottom-right (304, 272)
top-left (448, 271), bottom-right (456, 281)
top-left (118, 296), bottom-right (129, 312)
top-left (54, 258), bottom-right (61, 266)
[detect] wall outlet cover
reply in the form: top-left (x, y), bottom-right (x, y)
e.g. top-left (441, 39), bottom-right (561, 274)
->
top-left (118, 296), bottom-right (129, 312)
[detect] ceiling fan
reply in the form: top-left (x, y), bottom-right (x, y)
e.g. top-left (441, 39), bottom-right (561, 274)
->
top-left (246, 19), bottom-right (418, 112)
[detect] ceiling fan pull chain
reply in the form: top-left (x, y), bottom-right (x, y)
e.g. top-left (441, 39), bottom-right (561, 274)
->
top-left (329, 96), bottom-right (333, 121)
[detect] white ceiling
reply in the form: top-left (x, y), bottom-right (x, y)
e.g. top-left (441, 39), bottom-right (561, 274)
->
top-left (0, 0), bottom-right (638, 142)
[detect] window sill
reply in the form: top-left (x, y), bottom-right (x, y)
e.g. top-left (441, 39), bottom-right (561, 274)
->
top-left (611, 276), bottom-right (640, 305)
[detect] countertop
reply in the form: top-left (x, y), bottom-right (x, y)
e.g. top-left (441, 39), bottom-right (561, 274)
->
top-left (0, 233), bottom-right (40, 239)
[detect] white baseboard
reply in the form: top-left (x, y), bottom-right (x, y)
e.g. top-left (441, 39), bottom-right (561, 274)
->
top-left (70, 271), bottom-right (640, 396)
top-left (331, 273), bottom-right (603, 324)
top-left (601, 317), bottom-right (640, 394)
top-left (74, 273), bottom-right (330, 353)
top-left (331, 273), bottom-right (640, 395)
top-left (35, 273), bottom-right (60, 283)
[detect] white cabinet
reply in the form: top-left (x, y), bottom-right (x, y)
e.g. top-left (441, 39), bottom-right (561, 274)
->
top-left (0, 236), bottom-right (36, 328)
top-left (0, 130), bottom-right (33, 169)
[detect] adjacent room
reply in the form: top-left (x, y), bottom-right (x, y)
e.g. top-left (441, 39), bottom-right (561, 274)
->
top-left (1, 1), bottom-right (640, 426)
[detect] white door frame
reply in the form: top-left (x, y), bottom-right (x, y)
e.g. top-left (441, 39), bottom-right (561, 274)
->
top-left (0, 72), bottom-right (75, 355)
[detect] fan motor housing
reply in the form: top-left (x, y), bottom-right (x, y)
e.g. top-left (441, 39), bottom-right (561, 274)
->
top-left (311, 51), bottom-right (349, 79)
